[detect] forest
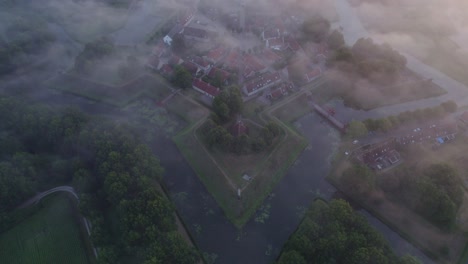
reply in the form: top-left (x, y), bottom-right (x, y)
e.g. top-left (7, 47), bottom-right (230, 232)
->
top-left (0, 97), bottom-right (199, 263)
top-left (278, 199), bottom-right (421, 264)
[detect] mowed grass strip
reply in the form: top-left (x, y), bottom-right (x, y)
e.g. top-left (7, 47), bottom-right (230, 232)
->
top-left (0, 194), bottom-right (91, 264)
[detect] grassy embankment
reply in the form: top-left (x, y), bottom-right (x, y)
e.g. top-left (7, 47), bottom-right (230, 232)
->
top-left (0, 193), bottom-right (93, 264)
top-left (173, 80), bottom-right (332, 228)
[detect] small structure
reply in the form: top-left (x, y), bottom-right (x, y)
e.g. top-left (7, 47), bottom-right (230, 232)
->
top-left (313, 104), bottom-right (347, 133)
top-left (231, 118), bottom-right (248, 137)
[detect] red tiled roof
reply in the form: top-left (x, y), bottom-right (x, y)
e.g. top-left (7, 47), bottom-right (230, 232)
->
top-left (206, 47), bottom-right (226, 63)
top-left (169, 55), bottom-right (181, 65)
top-left (161, 64), bottom-right (173, 75)
top-left (244, 72), bottom-right (281, 94)
top-left (262, 49), bottom-right (282, 64)
top-left (192, 56), bottom-right (211, 68)
top-left (223, 50), bottom-right (241, 69)
top-left (306, 68), bottom-right (321, 81)
top-left (269, 88), bottom-right (285, 100)
top-left (243, 54), bottom-right (266, 72)
top-left (192, 78), bottom-right (220, 97)
top-left (287, 37), bottom-right (301, 52)
top-left (231, 120), bottom-right (248, 137)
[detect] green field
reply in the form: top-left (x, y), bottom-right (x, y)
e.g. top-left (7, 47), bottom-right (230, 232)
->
top-left (0, 194), bottom-right (91, 264)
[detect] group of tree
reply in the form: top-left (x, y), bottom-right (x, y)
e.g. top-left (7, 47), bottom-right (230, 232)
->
top-left (0, 16), bottom-right (55, 76)
top-left (278, 199), bottom-right (421, 264)
top-left (380, 163), bottom-right (463, 230)
top-left (201, 119), bottom-right (281, 155)
top-left (360, 100), bottom-right (457, 133)
top-left (0, 97), bottom-right (199, 263)
top-left (172, 65), bottom-right (192, 89)
top-left (211, 86), bottom-right (243, 123)
top-left (328, 37), bottom-right (406, 82)
top-left (74, 37), bottom-right (115, 74)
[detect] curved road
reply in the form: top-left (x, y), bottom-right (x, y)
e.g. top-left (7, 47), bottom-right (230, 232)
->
top-left (333, 0), bottom-right (468, 120)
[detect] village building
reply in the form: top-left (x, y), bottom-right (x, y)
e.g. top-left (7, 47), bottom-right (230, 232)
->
top-left (262, 29), bottom-right (280, 41)
top-left (192, 78), bottom-right (220, 98)
top-left (223, 49), bottom-right (241, 70)
top-left (243, 71), bottom-right (282, 96)
top-left (163, 24), bottom-right (184, 46)
top-left (205, 46), bottom-right (227, 63)
top-left (191, 56), bottom-right (212, 74)
top-left (261, 49), bottom-right (282, 65)
top-left (266, 37), bottom-right (286, 51)
top-left (152, 42), bottom-right (166, 57)
top-left (305, 68), bottom-right (322, 83)
top-left (160, 64), bottom-right (174, 77)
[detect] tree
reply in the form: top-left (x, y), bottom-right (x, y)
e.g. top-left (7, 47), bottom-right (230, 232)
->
top-left (328, 30), bottom-right (345, 50)
top-left (441, 100), bottom-right (457, 113)
top-left (341, 165), bottom-right (375, 195)
top-left (347, 120), bottom-right (368, 138)
top-left (172, 65), bottom-right (192, 89)
top-left (302, 16), bottom-right (331, 42)
top-left (278, 250), bottom-right (306, 264)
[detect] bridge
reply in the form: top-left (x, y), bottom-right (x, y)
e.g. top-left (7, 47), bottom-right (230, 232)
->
top-left (313, 103), bottom-right (347, 133)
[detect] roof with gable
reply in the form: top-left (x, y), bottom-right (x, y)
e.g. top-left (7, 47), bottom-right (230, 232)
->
top-left (160, 64), bottom-right (174, 76)
top-left (191, 56), bottom-right (211, 68)
top-left (261, 49), bottom-right (282, 64)
top-left (192, 78), bottom-right (220, 97)
top-left (223, 49), bottom-right (241, 69)
top-left (305, 68), bottom-right (322, 82)
top-left (181, 61), bottom-right (200, 75)
top-left (244, 72), bottom-right (281, 95)
top-left (243, 54), bottom-right (266, 72)
top-left (146, 55), bottom-right (160, 69)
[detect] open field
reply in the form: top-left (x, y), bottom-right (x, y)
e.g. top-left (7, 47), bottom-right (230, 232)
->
top-left (0, 194), bottom-right (91, 264)
top-left (165, 93), bottom-right (209, 124)
top-left (328, 135), bottom-right (468, 263)
top-left (272, 95), bottom-right (311, 124)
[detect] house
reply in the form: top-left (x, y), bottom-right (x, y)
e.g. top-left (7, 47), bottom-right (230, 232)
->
top-left (181, 61), bottom-right (200, 76)
top-left (146, 55), bottom-right (160, 71)
top-left (267, 87), bottom-right (287, 100)
top-left (208, 67), bottom-right (231, 84)
top-left (286, 37), bottom-right (302, 52)
top-left (262, 29), bottom-right (280, 40)
top-left (184, 27), bottom-right (209, 41)
top-left (163, 24), bottom-right (184, 46)
top-left (168, 55), bottom-right (182, 66)
top-left (205, 46), bottom-right (227, 63)
top-left (305, 68), bottom-right (322, 83)
top-left (191, 56), bottom-right (212, 74)
top-left (223, 49), bottom-right (241, 70)
top-left (231, 119), bottom-right (248, 137)
top-left (243, 54), bottom-right (266, 73)
top-left (192, 78), bottom-right (220, 98)
top-left (160, 64), bottom-right (174, 77)
top-left (261, 49), bottom-right (282, 65)
top-left (243, 72), bottom-right (282, 96)
top-left (266, 37), bottom-right (285, 50)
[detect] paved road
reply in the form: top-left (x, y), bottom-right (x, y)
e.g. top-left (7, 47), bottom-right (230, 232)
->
top-left (333, 0), bottom-right (468, 120)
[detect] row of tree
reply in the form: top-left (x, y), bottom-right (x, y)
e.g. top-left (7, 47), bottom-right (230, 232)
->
top-left (347, 100), bottom-right (457, 138)
top-left (201, 120), bottom-right (281, 154)
top-left (0, 97), bottom-right (199, 263)
top-left (278, 199), bottom-right (421, 264)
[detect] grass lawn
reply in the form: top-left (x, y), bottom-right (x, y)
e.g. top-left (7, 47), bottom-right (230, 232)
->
top-left (165, 93), bottom-right (209, 124)
top-left (0, 194), bottom-right (92, 264)
top-left (271, 95), bottom-right (311, 124)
